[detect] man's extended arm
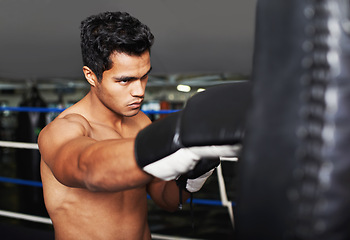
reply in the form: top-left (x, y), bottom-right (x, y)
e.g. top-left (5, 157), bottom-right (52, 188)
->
top-left (38, 114), bottom-right (152, 192)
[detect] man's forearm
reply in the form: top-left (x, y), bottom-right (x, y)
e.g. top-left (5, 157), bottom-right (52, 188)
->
top-left (78, 138), bottom-right (153, 192)
top-left (161, 180), bottom-right (191, 212)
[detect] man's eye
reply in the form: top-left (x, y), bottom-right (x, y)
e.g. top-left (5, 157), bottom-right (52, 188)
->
top-left (118, 79), bottom-right (129, 84)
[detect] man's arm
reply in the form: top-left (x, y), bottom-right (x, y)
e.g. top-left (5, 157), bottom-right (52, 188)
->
top-left (146, 157), bottom-right (220, 212)
top-left (38, 114), bottom-right (152, 192)
top-left (147, 179), bottom-right (190, 212)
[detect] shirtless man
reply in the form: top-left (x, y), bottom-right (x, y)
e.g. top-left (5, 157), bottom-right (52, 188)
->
top-left (38, 11), bottom-right (244, 240)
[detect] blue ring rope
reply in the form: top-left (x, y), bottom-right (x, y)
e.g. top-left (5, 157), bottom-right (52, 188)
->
top-left (0, 176), bottom-right (43, 187)
top-left (0, 176), bottom-right (235, 207)
top-left (0, 106), bottom-right (179, 114)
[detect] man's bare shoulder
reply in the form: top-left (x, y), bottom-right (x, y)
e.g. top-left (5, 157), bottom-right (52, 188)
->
top-left (58, 112), bottom-right (92, 128)
top-left (50, 112), bottom-right (91, 132)
top-left (38, 112), bottom-right (92, 148)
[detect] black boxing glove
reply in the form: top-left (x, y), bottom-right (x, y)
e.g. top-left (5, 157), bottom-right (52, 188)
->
top-left (135, 81), bottom-right (251, 180)
top-left (176, 157), bottom-right (220, 193)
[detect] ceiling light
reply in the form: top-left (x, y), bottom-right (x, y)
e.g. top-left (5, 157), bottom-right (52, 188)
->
top-left (177, 84), bottom-right (191, 92)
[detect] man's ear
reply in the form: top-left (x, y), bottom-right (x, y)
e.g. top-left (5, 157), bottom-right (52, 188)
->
top-left (82, 66), bottom-right (98, 87)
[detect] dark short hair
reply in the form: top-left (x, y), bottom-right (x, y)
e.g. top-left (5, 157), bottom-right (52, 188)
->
top-left (80, 11), bottom-right (154, 81)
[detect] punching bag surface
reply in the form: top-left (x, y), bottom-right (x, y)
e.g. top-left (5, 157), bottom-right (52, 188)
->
top-left (236, 0), bottom-right (350, 239)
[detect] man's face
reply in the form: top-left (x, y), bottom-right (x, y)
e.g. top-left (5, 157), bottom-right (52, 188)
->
top-left (95, 51), bottom-right (151, 117)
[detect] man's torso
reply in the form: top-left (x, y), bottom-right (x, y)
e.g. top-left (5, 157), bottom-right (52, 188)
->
top-left (40, 100), bottom-right (152, 240)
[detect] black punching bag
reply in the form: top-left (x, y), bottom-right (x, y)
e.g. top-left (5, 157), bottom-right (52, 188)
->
top-left (236, 0), bottom-right (350, 239)
top-left (16, 85), bottom-right (47, 215)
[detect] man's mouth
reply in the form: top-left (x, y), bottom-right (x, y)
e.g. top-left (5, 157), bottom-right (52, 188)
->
top-left (128, 100), bottom-right (143, 108)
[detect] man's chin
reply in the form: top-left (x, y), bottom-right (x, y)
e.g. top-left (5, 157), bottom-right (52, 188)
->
top-left (123, 108), bottom-right (141, 117)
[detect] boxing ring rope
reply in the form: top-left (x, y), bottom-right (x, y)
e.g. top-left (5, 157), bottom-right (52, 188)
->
top-left (0, 209), bottom-right (52, 225)
top-left (0, 106), bottom-right (179, 114)
top-left (0, 106), bottom-right (236, 234)
top-left (0, 140), bottom-right (38, 150)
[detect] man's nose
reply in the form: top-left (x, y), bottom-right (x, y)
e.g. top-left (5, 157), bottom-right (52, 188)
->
top-left (131, 79), bottom-right (145, 97)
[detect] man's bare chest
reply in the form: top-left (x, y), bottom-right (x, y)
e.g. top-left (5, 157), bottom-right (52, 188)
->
top-left (89, 122), bottom-right (139, 141)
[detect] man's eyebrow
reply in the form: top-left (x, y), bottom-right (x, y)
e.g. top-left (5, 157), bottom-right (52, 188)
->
top-left (142, 66), bottom-right (153, 78)
top-left (114, 66), bottom-right (152, 81)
